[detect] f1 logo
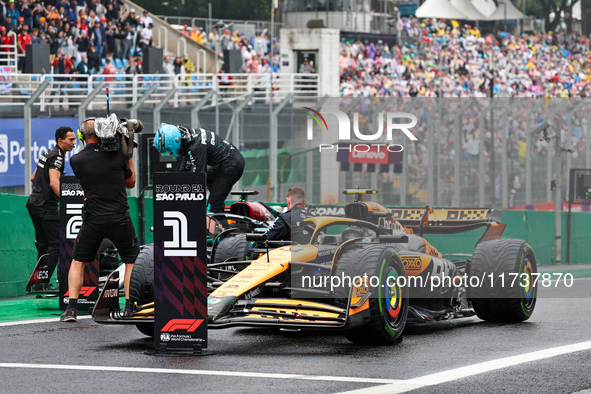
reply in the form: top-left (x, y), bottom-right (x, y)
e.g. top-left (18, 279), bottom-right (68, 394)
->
top-left (65, 286), bottom-right (96, 297)
top-left (163, 211), bottom-right (197, 256)
top-left (66, 203), bottom-right (84, 239)
top-left (162, 319), bottom-right (204, 332)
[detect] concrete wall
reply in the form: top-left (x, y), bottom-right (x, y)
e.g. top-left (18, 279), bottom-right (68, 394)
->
top-left (279, 28), bottom-right (340, 97)
top-left (284, 11), bottom-right (371, 32)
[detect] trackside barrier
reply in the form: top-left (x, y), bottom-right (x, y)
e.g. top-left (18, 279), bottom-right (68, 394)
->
top-left (1, 192), bottom-right (590, 298)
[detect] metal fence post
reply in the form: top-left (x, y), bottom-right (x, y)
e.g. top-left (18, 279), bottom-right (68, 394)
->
top-left (525, 100), bottom-right (546, 204)
top-left (153, 88), bottom-right (179, 131)
top-left (270, 94), bottom-right (293, 202)
top-left (479, 101), bottom-right (496, 206)
top-left (428, 99), bottom-right (445, 205)
top-left (129, 84), bottom-right (157, 198)
top-left (565, 102), bottom-right (583, 196)
top-left (24, 80), bottom-right (50, 195)
top-left (454, 100), bottom-right (472, 206)
top-left (78, 81), bottom-right (105, 123)
top-left (191, 90), bottom-right (216, 128)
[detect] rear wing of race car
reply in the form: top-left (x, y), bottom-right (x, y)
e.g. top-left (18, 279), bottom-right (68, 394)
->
top-left (389, 207), bottom-right (506, 242)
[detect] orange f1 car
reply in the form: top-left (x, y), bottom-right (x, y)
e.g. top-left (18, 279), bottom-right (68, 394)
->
top-left (93, 190), bottom-right (537, 345)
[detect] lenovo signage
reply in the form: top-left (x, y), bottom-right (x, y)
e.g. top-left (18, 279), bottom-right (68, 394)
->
top-left (336, 144), bottom-right (402, 165)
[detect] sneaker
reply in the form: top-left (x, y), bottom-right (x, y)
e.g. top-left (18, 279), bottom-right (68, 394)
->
top-left (60, 308), bottom-right (77, 322)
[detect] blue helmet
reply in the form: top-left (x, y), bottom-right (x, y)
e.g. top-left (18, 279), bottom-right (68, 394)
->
top-left (155, 123), bottom-right (182, 157)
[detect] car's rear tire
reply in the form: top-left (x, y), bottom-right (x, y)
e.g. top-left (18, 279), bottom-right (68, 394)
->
top-left (468, 239), bottom-right (537, 322)
top-left (334, 244), bottom-right (408, 345)
top-left (212, 234), bottom-right (251, 281)
top-left (129, 244), bottom-right (154, 307)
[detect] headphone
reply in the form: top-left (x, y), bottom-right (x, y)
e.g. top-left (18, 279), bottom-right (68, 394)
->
top-left (77, 117), bottom-right (96, 142)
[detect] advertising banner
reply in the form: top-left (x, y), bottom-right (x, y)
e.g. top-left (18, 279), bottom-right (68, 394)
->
top-left (0, 118), bottom-right (79, 187)
top-left (153, 172), bottom-right (208, 352)
top-left (58, 176), bottom-right (99, 312)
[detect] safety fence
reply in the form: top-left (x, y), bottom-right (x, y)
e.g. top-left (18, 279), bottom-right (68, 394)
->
top-left (289, 98), bottom-right (591, 210)
top-left (0, 72), bottom-right (319, 110)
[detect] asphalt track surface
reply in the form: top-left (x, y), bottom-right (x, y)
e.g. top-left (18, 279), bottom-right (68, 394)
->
top-left (1, 276), bottom-right (591, 393)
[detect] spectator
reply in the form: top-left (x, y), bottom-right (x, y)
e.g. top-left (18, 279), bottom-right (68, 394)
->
top-left (124, 55), bottom-right (141, 76)
top-left (254, 29), bottom-right (268, 55)
top-left (120, 22), bottom-right (133, 60)
top-left (6, 0), bottom-right (20, 21)
top-left (122, 8), bottom-right (139, 29)
top-left (51, 49), bottom-right (73, 100)
top-left (17, 23), bottom-right (31, 71)
top-left (189, 26), bottom-right (200, 42)
top-left (89, 17), bottom-right (106, 58)
top-left (4, 15), bottom-right (16, 32)
top-left (208, 27), bottom-right (218, 51)
top-left (87, 44), bottom-right (100, 73)
top-left (299, 57), bottom-right (315, 73)
top-left (0, 26), bottom-right (14, 52)
top-left (220, 29), bottom-right (231, 50)
top-left (102, 57), bottom-right (115, 81)
top-left (75, 29), bottom-right (90, 63)
top-left (31, 27), bottom-right (40, 44)
top-left (138, 22), bottom-right (153, 49)
top-left (139, 9), bottom-right (152, 28)
top-left (181, 54), bottom-right (195, 74)
top-left (172, 56), bottom-right (184, 75)
top-left (162, 55), bottom-right (173, 74)
top-left (20, 2), bottom-right (33, 29)
top-left (74, 53), bottom-right (89, 76)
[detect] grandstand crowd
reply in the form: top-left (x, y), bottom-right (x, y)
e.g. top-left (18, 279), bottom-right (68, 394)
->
top-left (340, 17), bottom-right (591, 98)
top-left (0, 0), bottom-right (280, 77)
top-left (1, 2), bottom-right (591, 98)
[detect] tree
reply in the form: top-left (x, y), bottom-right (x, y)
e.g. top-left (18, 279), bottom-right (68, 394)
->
top-left (134, 0), bottom-right (273, 22)
top-left (538, 0), bottom-right (580, 33)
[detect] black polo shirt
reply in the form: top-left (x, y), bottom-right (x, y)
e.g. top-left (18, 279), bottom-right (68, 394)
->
top-left (70, 143), bottom-right (132, 218)
top-left (26, 145), bottom-right (65, 216)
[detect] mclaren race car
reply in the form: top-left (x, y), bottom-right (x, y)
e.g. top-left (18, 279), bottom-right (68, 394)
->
top-left (93, 191), bottom-right (537, 345)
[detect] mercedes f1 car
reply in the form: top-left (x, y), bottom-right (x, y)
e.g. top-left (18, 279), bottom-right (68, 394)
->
top-left (93, 190), bottom-right (537, 345)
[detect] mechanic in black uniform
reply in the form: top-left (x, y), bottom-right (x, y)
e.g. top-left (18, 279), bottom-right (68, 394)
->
top-left (26, 126), bottom-right (77, 284)
top-left (155, 123), bottom-right (245, 213)
top-left (266, 187), bottom-right (312, 243)
top-left (60, 118), bottom-right (139, 322)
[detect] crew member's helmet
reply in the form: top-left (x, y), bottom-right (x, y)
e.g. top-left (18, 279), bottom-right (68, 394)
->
top-left (155, 123), bottom-right (182, 157)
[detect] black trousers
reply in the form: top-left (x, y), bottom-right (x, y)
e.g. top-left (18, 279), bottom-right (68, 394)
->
top-left (28, 210), bottom-right (60, 273)
top-left (206, 150), bottom-right (245, 213)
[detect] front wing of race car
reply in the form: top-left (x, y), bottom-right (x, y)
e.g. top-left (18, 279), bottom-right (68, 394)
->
top-left (92, 262), bottom-right (371, 331)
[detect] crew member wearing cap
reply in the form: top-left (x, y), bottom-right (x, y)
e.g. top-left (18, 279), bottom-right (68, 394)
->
top-left (61, 117), bottom-right (139, 323)
top-left (154, 124), bottom-right (245, 213)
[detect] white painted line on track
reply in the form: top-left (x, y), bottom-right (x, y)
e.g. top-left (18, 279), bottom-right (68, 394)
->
top-left (341, 340), bottom-right (591, 393)
top-left (0, 363), bottom-right (406, 385)
top-left (0, 315), bottom-right (92, 327)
